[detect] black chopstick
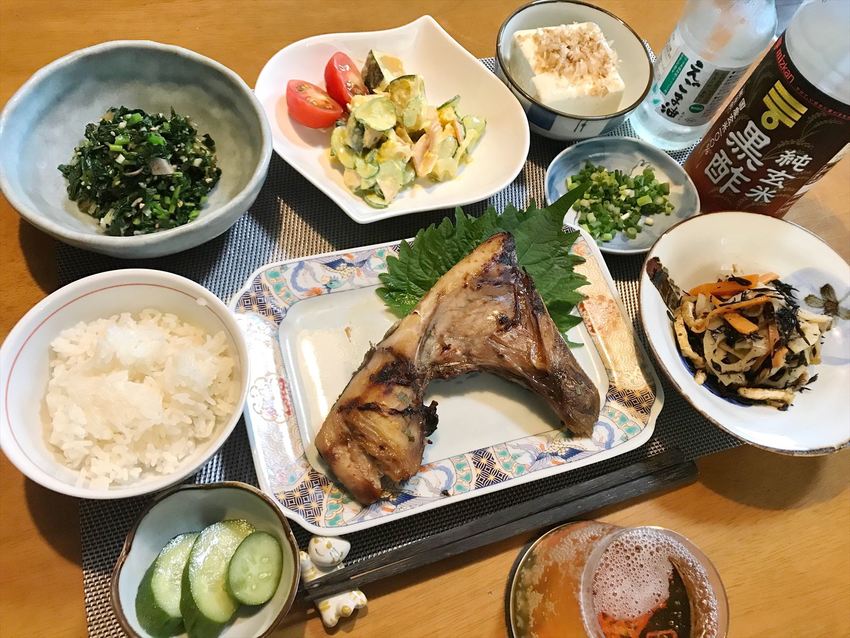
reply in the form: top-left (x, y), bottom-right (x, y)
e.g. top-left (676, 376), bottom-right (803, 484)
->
top-left (303, 448), bottom-right (696, 601)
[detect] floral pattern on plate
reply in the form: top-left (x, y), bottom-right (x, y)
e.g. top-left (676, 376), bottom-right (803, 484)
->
top-left (232, 238), bottom-right (663, 534)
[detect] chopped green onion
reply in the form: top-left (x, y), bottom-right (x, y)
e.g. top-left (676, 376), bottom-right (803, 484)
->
top-left (58, 106), bottom-right (220, 237)
top-left (566, 161), bottom-right (674, 243)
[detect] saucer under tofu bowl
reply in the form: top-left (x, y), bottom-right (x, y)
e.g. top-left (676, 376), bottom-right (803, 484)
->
top-left (0, 40), bottom-right (271, 258)
top-left (496, 0), bottom-right (652, 140)
top-left (0, 269), bottom-right (250, 498)
top-left (111, 482), bottom-right (300, 638)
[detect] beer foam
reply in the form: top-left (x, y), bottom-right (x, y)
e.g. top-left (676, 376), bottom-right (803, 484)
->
top-left (591, 528), bottom-right (720, 636)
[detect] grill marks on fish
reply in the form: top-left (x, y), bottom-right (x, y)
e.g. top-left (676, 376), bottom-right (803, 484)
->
top-left (315, 233), bottom-right (600, 505)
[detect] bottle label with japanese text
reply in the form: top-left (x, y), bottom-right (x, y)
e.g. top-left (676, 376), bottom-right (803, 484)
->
top-left (649, 30), bottom-right (749, 126)
top-left (684, 34), bottom-right (850, 217)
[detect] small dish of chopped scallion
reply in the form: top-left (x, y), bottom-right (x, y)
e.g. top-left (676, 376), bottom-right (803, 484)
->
top-left (566, 161), bottom-right (674, 243)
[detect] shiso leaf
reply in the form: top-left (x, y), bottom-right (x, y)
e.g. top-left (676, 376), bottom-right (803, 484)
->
top-left (376, 186), bottom-right (589, 334)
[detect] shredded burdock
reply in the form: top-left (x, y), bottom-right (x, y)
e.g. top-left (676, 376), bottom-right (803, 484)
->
top-left (646, 259), bottom-right (834, 410)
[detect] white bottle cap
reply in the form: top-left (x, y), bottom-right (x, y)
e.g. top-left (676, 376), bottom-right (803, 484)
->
top-left (786, 0), bottom-right (850, 105)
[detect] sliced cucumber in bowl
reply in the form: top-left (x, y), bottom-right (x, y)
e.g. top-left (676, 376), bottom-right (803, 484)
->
top-left (136, 532), bottom-right (199, 638)
top-left (351, 95), bottom-right (396, 132)
top-left (227, 532), bottom-right (284, 606)
top-left (181, 519), bottom-right (255, 635)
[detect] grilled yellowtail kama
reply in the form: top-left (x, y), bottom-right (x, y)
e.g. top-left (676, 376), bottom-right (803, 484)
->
top-left (315, 232), bottom-right (600, 504)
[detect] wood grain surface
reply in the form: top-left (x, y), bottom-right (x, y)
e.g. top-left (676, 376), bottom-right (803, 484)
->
top-left (1, 2), bottom-right (848, 637)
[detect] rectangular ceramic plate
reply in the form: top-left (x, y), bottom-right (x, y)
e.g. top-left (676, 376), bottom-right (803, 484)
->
top-left (253, 16), bottom-right (529, 224)
top-left (231, 233), bottom-right (663, 535)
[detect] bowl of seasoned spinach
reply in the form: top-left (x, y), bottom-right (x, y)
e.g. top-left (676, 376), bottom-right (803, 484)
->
top-left (0, 40), bottom-right (271, 258)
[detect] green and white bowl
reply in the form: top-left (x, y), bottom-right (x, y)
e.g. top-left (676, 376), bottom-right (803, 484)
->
top-left (545, 137), bottom-right (700, 255)
top-left (111, 482), bottom-right (301, 638)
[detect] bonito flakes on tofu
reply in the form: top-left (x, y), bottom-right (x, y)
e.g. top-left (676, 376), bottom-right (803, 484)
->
top-left (510, 22), bottom-right (625, 115)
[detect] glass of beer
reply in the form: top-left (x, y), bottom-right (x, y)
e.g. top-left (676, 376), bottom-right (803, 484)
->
top-left (510, 522), bottom-right (728, 638)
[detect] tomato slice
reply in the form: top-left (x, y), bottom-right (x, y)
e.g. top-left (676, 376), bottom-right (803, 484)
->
top-left (286, 80), bottom-right (343, 128)
top-left (324, 52), bottom-right (368, 109)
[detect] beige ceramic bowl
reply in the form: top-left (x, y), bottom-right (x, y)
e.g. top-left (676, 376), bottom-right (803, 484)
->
top-left (0, 40), bottom-right (271, 258)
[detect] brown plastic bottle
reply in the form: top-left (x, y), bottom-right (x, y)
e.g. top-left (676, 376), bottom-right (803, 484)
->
top-left (684, 0), bottom-right (850, 217)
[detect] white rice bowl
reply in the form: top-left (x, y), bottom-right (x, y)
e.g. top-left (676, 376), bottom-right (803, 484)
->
top-left (45, 309), bottom-right (239, 489)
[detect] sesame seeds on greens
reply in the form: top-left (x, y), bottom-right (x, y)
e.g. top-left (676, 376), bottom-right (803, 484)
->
top-left (58, 106), bottom-right (221, 236)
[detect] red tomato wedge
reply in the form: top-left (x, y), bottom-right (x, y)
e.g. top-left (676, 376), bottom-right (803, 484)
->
top-left (286, 80), bottom-right (343, 128)
top-left (324, 52), bottom-right (368, 109)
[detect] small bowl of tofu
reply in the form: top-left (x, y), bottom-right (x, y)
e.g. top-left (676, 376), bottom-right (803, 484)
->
top-left (495, 0), bottom-right (653, 140)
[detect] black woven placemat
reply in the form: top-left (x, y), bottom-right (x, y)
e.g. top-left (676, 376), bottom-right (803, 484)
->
top-left (56, 58), bottom-right (740, 636)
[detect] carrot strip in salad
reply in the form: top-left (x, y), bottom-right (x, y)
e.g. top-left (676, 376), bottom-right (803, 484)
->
top-left (692, 296), bottom-right (774, 330)
top-left (772, 345), bottom-right (788, 369)
top-left (723, 311), bottom-right (760, 335)
top-left (688, 274), bottom-right (760, 298)
top-left (766, 321), bottom-right (780, 355)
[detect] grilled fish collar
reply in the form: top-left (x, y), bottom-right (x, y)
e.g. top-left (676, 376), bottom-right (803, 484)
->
top-left (316, 232), bottom-right (600, 505)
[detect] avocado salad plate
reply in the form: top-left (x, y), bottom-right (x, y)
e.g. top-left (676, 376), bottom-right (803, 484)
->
top-left (254, 16), bottom-right (529, 224)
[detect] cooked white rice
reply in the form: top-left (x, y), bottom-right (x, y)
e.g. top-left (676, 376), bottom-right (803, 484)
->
top-left (44, 309), bottom-right (239, 489)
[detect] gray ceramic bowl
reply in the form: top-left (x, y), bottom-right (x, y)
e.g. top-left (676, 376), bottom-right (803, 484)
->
top-left (111, 482), bottom-right (301, 638)
top-left (495, 0), bottom-right (652, 141)
top-left (0, 40), bottom-right (271, 258)
top-left (545, 137), bottom-right (700, 254)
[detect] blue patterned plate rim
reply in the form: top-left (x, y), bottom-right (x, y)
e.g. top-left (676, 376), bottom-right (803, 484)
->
top-left (228, 230), bottom-right (664, 535)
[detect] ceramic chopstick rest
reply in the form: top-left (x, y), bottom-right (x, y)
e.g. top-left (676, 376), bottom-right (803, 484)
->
top-left (300, 536), bottom-right (366, 627)
top-left (308, 535), bottom-right (351, 567)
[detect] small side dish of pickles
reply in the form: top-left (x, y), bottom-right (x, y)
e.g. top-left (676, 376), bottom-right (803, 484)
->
top-left (135, 519), bottom-right (285, 638)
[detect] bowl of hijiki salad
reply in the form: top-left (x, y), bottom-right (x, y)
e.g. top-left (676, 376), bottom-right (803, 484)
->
top-left (639, 212), bottom-right (850, 455)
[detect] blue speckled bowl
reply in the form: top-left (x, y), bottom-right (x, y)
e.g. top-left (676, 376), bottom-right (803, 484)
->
top-left (545, 137), bottom-right (700, 255)
top-left (0, 41), bottom-right (271, 258)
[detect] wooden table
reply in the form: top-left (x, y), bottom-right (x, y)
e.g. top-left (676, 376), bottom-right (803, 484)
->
top-left (1, 2), bottom-right (848, 636)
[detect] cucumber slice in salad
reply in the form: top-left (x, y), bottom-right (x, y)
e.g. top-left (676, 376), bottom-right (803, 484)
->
top-left (364, 192), bottom-right (389, 208)
top-left (136, 532), bottom-right (199, 638)
top-left (330, 126), bottom-right (356, 169)
top-left (227, 532), bottom-right (284, 606)
top-left (351, 95), bottom-right (397, 132)
top-left (181, 520), bottom-right (255, 630)
top-left (387, 75), bottom-right (426, 129)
